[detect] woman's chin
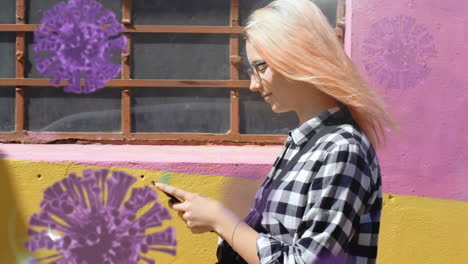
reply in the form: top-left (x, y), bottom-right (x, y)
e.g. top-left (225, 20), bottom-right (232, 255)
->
top-left (271, 104), bottom-right (288, 113)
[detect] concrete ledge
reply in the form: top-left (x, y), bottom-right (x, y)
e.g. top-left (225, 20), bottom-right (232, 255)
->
top-left (0, 144), bottom-right (283, 180)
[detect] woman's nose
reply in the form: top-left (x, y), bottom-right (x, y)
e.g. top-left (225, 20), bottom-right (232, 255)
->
top-left (249, 77), bottom-right (261, 92)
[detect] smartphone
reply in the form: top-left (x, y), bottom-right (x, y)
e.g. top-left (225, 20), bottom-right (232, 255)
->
top-left (151, 181), bottom-right (183, 203)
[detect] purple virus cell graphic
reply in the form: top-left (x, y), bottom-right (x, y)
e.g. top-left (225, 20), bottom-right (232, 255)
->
top-left (25, 169), bottom-right (177, 264)
top-left (362, 15), bottom-right (437, 89)
top-left (33, 0), bottom-right (127, 94)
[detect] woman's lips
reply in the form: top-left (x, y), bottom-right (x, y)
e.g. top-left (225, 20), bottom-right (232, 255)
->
top-left (262, 93), bottom-right (272, 98)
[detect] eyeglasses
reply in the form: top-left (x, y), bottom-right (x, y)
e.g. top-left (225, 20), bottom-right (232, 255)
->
top-left (247, 61), bottom-right (268, 83)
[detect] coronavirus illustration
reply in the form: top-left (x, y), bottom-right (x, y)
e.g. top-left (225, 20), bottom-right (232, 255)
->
top-left (362, 15), bottom-right (437, 90)
top-left (33, 0), bottom-right (126, 93)
top-left (25, 169), bottom-right (177, 264)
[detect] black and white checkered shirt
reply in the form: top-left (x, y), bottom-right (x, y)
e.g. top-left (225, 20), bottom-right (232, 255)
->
top-left (248, 106), bottom-right (382, 264)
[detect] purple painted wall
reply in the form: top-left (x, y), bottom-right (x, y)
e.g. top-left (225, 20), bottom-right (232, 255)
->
top-left (348, 0), bottom-right (468, 201)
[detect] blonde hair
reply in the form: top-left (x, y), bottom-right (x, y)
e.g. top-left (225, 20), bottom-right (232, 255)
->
top-left (244, 0), bottom-right (397, 148)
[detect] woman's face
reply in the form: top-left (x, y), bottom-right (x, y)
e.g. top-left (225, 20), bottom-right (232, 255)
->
top-left (246, 41), bottom-right (296, 113)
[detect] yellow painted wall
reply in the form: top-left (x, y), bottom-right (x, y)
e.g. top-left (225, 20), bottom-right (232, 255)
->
top-left (378, 193), bottom-right (468, 263)
top-left (1, 158), bottom-right (467, 263)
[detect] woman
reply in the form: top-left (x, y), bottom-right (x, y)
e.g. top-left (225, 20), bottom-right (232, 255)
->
top-left (153, 0), bottom-right (396, 263)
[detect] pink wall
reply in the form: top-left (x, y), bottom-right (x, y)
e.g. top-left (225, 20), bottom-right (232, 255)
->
top-left (0, 144), bottom-right (280, 180)
top-left (348, 0), bottom-right (468, 201)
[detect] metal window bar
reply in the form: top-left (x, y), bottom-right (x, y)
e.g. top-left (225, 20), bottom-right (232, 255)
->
top-left (15, 0), bottom-right (25, 140)
top-left (0, 0), bottom-right (346, 145)
top-left (122, 0), bottom-right (132, 138)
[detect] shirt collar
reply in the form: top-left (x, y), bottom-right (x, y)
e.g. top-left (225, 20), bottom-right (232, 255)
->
top-left (288, 105), bottom-right (351, 147)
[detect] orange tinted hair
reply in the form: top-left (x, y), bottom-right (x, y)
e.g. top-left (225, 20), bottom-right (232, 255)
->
top-left (244, 0), bottom-right (397, 147)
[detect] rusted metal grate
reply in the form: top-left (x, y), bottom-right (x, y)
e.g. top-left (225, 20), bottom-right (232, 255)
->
top-left (0, 0), bottom-right (345, 145)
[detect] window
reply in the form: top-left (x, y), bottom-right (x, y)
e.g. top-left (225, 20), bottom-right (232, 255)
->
top-left (0, 0), bottom-right (345, 144)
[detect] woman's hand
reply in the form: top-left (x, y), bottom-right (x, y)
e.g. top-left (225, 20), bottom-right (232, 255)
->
top-left (153, 183), bottom-right (240, 234)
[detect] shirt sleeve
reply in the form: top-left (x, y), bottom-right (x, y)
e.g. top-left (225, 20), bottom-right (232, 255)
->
top-left (256, 144), bottom-right (373, 264)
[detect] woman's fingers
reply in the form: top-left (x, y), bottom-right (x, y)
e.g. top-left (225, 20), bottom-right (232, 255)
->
top-left (172, 201), bottom-right (189, 211)
top-left (166, 194), bottom-right (190, 216)
top-left (157, 184), bottom-right (219, 235)
top-left (154, 183), bottom-right (192, 201)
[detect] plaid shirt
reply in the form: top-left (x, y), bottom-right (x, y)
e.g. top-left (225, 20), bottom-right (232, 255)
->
top-left (249, 106), bottom-right (382, 264)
